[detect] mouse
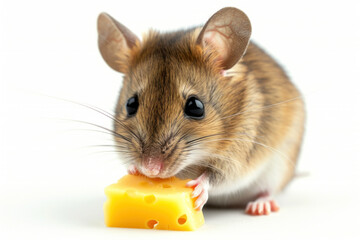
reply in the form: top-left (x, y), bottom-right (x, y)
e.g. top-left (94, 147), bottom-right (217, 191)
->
top-left (97, 7), bottom-right (305, 216)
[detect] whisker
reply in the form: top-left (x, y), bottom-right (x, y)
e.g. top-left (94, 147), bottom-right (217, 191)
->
top-left (81, 150), bottom-right (132, 162)
top-left (237, 132), bottom-right (266, 140)
top-left (220, 95), bottom-right (303, 120)
top-left (62, 128), bottom-right (125, 139)
top-left (89, 150), bottom-right (128, 155)
top-left (59, 119), bottom-right (132, 143)
top-left (181, 148), bottom-right (234, 176)
top-left (189, 137), bottom-right (292, 166)
top-left (37, 94), bottom-right (141, 143)
top-left (72, 101), bottom-right (140, 142)
top-left (85, 144), bottom-right (128, 149)
top-left (68, 144), bottom-right (130, 154)
top-left (185, 133), bottom-right (224, 145)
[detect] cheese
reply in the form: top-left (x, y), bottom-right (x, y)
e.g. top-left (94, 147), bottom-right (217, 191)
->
top-left (104, 174), bottom-right (205, 231)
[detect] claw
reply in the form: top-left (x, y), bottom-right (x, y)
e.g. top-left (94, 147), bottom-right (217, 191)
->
top-left (127, 164), bottom-right (140, 175)
top-left (186, 173), bottom-right (209, 211)
top-left (194, 190), bottom-right (208, 211)
top-left (245, 193), bottom-right (279, 216)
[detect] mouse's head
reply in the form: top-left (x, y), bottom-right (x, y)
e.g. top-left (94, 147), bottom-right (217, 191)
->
top-left (97, 7), bottom-right (251, 178)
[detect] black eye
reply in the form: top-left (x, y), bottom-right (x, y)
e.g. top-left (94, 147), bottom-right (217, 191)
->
top-left (126, 95), bottom-right (139, 117)
top-left (184, 96), bottom-right (204, 119)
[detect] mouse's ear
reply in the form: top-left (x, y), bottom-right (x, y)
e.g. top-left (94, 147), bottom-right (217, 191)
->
top-left (196, 7), bottom-right (252, 70)
top-left (97, 13), bottom-right (139, 73)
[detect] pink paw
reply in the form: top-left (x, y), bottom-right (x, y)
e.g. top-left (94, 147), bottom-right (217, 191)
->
top-left (245, 194), bottom-right (279, 216)
top-left (186, 173), bottom-right (209, 211)
top-left (127, 164), bottom-right (140, 175)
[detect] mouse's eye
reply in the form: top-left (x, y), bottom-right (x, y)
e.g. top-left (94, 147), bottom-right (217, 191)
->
top-left (184, 96), bottom-right (204, 119)
top-left (126, 95), bottom-right (139, 117)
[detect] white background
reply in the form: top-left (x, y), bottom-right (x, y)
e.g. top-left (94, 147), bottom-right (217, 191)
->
top-left (1, 0), bottom-right (359, 239)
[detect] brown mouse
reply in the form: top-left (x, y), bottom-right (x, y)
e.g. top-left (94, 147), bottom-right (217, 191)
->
top-left (97, 7), bottom-right (305, 216)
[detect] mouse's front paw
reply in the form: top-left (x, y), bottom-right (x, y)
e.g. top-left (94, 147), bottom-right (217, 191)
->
top-left (127, 164), bottom-right (140, 175)
top-left (186, 173), bottom-right (209, 211)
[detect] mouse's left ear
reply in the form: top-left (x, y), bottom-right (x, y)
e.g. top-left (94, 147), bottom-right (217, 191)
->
top-left (97, 13), bottom-right (139, 73)
top-left (196, 7), bottom-right (252, 70)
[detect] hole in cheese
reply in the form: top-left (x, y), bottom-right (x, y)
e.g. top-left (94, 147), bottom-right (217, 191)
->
top-left (147, 219), bottom-right (159, 229)
top-left (144, 194), bottom-right (156, 204)
top-left (178, 214), bottom-right (187, 225)
top-left (162, 184), bottom-right (172, 188)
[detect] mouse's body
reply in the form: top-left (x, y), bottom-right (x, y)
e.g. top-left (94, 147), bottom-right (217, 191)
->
top-left (204, 42), bottom-right (305, 208)
top-left (97, 7), bottom-right (305, 215)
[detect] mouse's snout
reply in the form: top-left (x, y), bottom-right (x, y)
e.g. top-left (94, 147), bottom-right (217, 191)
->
top-left (138, 135), bottom-right (179, 178)
top-left (141, 155), bottom-right (164, 177)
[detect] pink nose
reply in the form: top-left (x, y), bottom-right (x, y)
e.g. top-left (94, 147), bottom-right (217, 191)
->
top-left (142, 157), bottom-right (163, 177)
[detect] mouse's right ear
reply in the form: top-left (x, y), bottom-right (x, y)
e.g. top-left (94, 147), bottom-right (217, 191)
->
top-left (196, 7), bottom-right (252, 70)
top-left (97, 13), bottom-right (139, 73)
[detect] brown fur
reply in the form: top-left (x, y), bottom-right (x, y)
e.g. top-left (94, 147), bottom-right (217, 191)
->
top-left (99, 8), bottom-right (305, 206)
top-left (114, 30), bottom-right (304, 183)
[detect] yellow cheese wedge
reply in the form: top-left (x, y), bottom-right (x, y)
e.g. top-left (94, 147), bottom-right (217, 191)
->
top-left (104, 174), bottom-right (204, 231)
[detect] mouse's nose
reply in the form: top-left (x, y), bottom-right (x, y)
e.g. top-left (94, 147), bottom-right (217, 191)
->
top-left (141, 156), bottom-right (163, 177)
